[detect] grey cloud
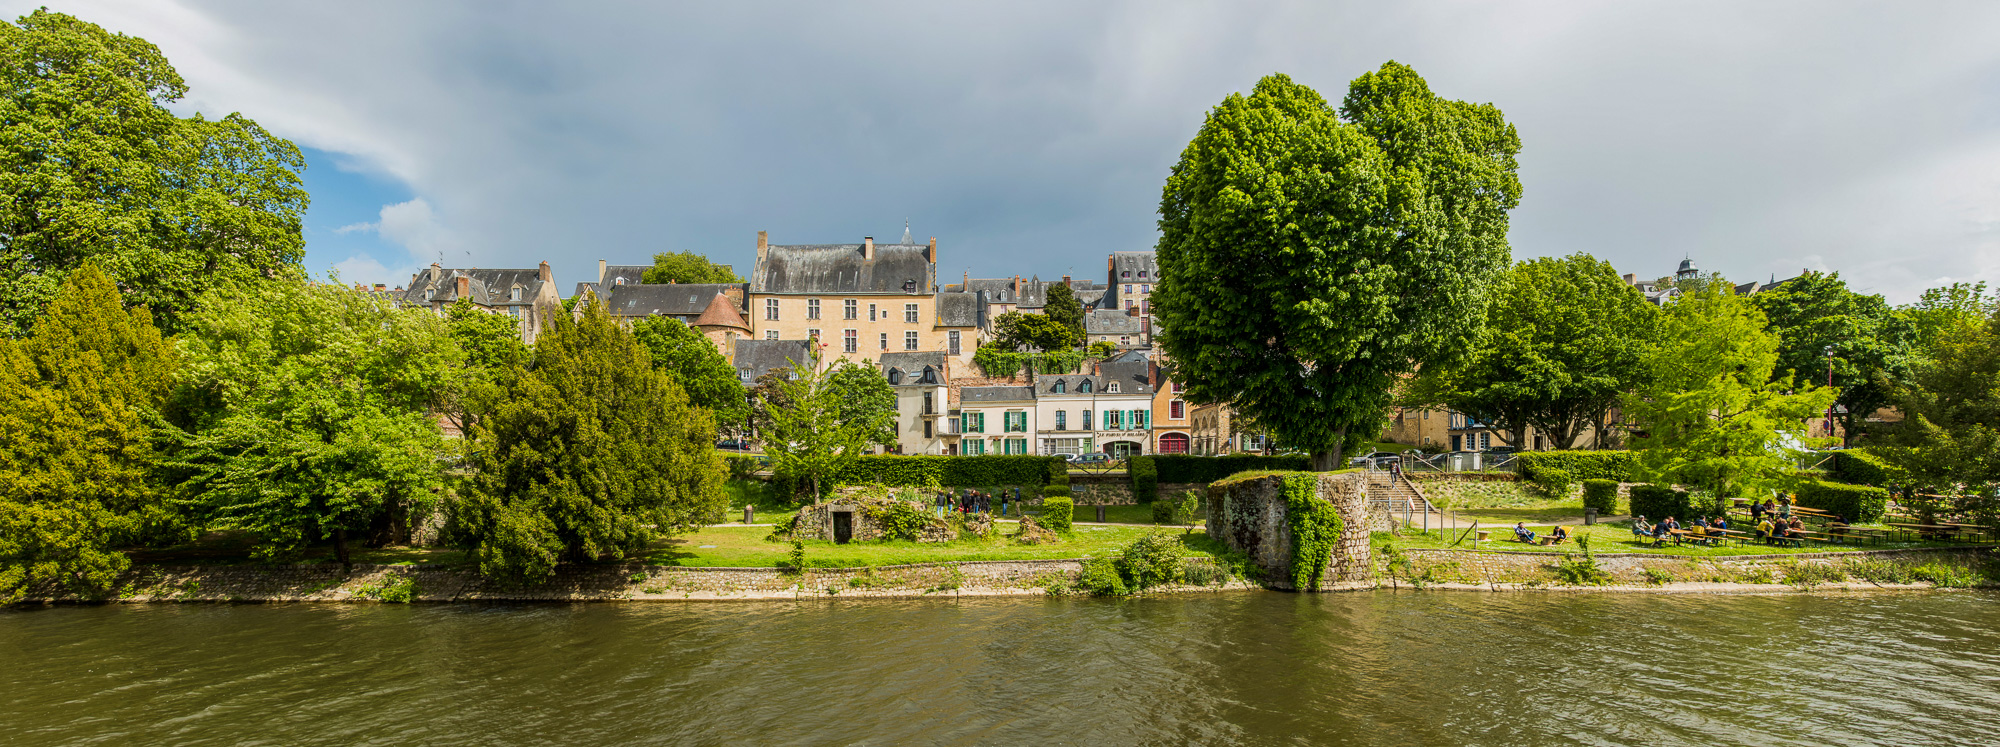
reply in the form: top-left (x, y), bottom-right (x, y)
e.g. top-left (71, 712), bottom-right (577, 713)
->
top-left (24, 0), bottom-right (2000, 301)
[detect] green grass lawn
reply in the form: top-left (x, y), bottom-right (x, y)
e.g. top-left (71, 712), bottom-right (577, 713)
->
top-left (644, 523), bottom-right (1213, 567)
top-left (1374, 521), bottom-right (1963, 557)
top-left (1069, 502), bottom-right (1208, 526)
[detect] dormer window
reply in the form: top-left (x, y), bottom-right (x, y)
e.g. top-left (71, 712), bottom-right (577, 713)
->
top-left (424, 287), bottom-right (435, 301)
top-left (888, 369), bottom-right (903, 385)
top-left (1051, 380), bottom-right (1066, 394)
top-left (511, 287), bottom-right (522, 302)
top-left (1107, 381), bottom-right (1120, 393)
top-left (1079, 380), bottom-right (1092, 393)
top-left (904, 279), bottom-right (917, 294)
top-left (920, 366), bottom-right (937, 384)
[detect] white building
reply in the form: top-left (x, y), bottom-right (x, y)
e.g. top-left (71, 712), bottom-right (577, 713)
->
top-left (881, 351), bottom-right (950, 455)
top-left (953, 385), bottom-right (1037, 455)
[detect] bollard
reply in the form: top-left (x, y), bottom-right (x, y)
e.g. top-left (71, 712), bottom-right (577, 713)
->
top-left (744, 505), bottom-right (754, 524)
top-left (1585, 508), bottom-right (1596, 526)
top-left (1095, 504), bottom-right (1106, 522)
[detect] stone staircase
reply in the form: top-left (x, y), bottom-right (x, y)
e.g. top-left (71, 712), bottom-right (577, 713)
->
top-left (1366, 469), bottom-right (1438, 516)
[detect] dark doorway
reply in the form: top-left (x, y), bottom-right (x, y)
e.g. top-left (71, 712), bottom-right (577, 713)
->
top-left (832, 512), bottom-right (852, 544)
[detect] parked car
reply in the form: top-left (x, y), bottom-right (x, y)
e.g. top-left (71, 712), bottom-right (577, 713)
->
top-left (715, 438), bottom-right (750, 451)
top-left (1068, 453), bottom-right (1111, 465)
top-left (1349, 451), bottom-right (1401, 468)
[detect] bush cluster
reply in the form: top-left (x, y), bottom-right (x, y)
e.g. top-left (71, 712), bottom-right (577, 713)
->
top-left (1038, 496), bottom-right (1074, 533)
top-left (725, 456), bottom-right (760, 479)
top-left (1282, 472), bottom-right (1343, 591)
top-left (1152, 454), bottom-right (1312, 483)
top-left (1514, 451), bottom-right (1636, 482)
top-left (1530, 467), bottom-right (1575, 497)
top-left (1041, 484), bottom-right (1071, 499)
top-left (1129, 455), bottom-right (1159, 503)
top-left (1581, 479), bottom-right (1619, 515)
top-left (1795, 480), bottom-right (1889, 523)
top-left (1627, 483), bottom-right (1693, 520)
top-left (830, 455), bottom-right (1062, 488)
top-left (1831, 450), bottom-right (1907, 488)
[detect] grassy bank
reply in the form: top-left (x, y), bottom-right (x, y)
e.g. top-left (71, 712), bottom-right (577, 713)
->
top-left (646, 523), bottom-right (1217, 567)
top-left (1373, 522), bottom-right (1982, 557)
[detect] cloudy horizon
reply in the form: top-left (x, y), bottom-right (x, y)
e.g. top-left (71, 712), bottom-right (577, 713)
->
top-left (17, 1), bottom-right (2000, 302)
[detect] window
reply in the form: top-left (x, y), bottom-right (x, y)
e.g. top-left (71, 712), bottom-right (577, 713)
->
top-left (424, 287), bottom-right (435, 301)
top-left (1055, 411), bottom-right (1066, 431)
top-left (1125, 300), bottom-right (1135, 309)
top-left (965, 412), bottom-right (985, 433)
top-left (1134, 410), bottom-right (1148, 429)
top-left (808, 329), bottom-right (819, 341)
top-left (869, 304), bottom-right (877, 321)
top-left (923, 391), bottom-right (934, 414)
top-left (844, 299), bottom-right (857, 319)
top-left (1106, 381), bottom-right (1120, 393)
top-left (1141, 285), bottom-right (1150, 293)
top-left (766, 330), bottom-right (779, 340)
top-left (879, 333), bottom-right (889, 351)
top-left (1005, 411), bottom-right (1027, 432)
top-left (511, 287), bottom-right (522, 302)
top-left (843, 329), bottom-right (857, 353)
top-left (965, 439), bottom-right (985, 455)
top-left (1125, 284), bottom-right (1133, 294)
top-left (1079, 380), bottom-right (1092, 393)
top-left (1082, 410), bottom-right (1093, 430)
top-left (904, 303), bottom-right (919, 323)
top-left (1172, 381), bottom-right (1185, 394)
top-left (1139, 270), bottom-right (1148, 279)
top-left (948, 331), bottom-right (961, 356)
top-left (904, 331), bottom-right (918, 350)
top-left (1007, 438), bottom-right (1028, 455)
top-left (888, 369), bottom-right (903, 385)
top-left (807, 299), bottom-right (821, 320)
top-left (1480, 432), bottom-right (1491, 450)
top-left (1121, 270), bottom-right (1131, 279)
top-left (1120, 336), bottom-right (1130, 346)
top-left (765, 299), bottom-right (779, 320)
top-left (923, 420), bottom-right (932, 438)
top-left (1051, 380), bottom-right (1066, 394)
top-left (1170, 400), bottom-right (1185, 419)
top-left (1107, 410), bottom-right (1122, 430)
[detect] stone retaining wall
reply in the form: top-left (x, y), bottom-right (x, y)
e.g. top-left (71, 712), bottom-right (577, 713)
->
top-left (1206, 471), bottom-right (1374, 591)
top-left (1381, 545), bottom-right (1999, 590)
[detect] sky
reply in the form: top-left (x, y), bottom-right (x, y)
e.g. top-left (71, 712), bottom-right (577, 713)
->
top-left (16, 1), bottom-right (2000, 303)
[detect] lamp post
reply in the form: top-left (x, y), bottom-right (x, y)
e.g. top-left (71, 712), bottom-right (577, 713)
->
top-left (1823, 345), bottom-right (1836, 442)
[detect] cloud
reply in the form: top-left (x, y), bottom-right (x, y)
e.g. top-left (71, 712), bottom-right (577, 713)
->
top-left (332, 221), bottom-right (376, 235)
top-left (17, 0), bottom-right (2000, 302)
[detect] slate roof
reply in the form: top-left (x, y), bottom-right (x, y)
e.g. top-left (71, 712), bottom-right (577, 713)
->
top-left (880, 352), bottom-right (946, 385)
top-left (754, 241), bottom-right (935, 295)
top-left (396, 266), bottom-right (551, 308)
top-left (1035, 375), bottom-right (1103, 396)
top-left (1085, 309), bottom-right (1142, 335)
top-left (1098, 359), bottom-right (1154, 395)
top-left (600, 283), bottom-right (748, 319)
top-left (1074, 288), bottom-right (1106, 310)
top-left (602, 265), bottom-right (648, 287)
top-left (960, 385), bottom-right (1035, 403)
top-left (935, 291), bottom-right (985, 328)
top-left (732, 339), bottom-right (813, 382)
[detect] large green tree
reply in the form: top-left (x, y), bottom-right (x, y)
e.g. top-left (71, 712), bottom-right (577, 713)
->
top-left (759, 349), bottom-right (878, 501)
top-left (991, 310), bottom-right (1081, 352)
top-left (454, 297), bottom-right (725, 583)
top-left (825, 359), bottom-right (899, 448)
top-left (1875, 308), bottom-right (2000, 495)
top-left (0, 264), bottom-right (178, 601)
top-left (632, 316), bottom-right (749, 430)
top-left (1155, 65), bottom-right (1521, 470)
top-left (1043, 282), bottom-right (1085, 342)
top-left (0, 11), bottom-right (307, 337)
top-left (640, 251), bottom-right (743, 285)
top-left (1623, 281), bottom-right (1834, 500)
top-left (164, 280), bottom-right (458, 565)
top-left (1751, 271), bottom-right (1908, 445)
top-left (438, 298), bottom-right (531, 438)
top-left (1405, 254), bottom-right (1654, 450)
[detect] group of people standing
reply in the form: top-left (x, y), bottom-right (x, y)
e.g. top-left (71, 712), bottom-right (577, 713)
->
top-left (935, 488), bottom-right (1014, 518)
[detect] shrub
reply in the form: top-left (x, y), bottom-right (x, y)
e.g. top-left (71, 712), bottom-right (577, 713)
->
top-left (871, 501), bottom-right (931, 542)
top-left (1283, 472), bottom-right (1343, 591)
top-left (1118, 532), bottom-right (1186, 591)
top-left (1172, 490), bottom-right (1201, 526)
top-left (1151, 498), bottom-right (1176, 524)
top-left (1074, 557), bottom-right (1127, 596)
top-left (1832, 450), bottom-right (1907, 488)
top-left (1552, 554), bottom-right (1611, 586)
top-left (1627, 484), bottom-right (1693, 522)
top-left (1038, 496), bottom-right (1074, 533)
top-left (1153, 455), bottom-right (1311, 484)
top-left (1581, 479), bottom-right (1619, 515)
top-left (1531, 467), bottom-right (1575, 498)
top-left (1795, 480), bottom-right (1889, 523)
top-left (1129, 455), bottom-right (1159, 502)
top-left (725, 455), bottom-right (761, 479)
top-left (1041, 483), bottom-right (1071, 499)
top-left (1514, 451), bottom-right (1635, 482)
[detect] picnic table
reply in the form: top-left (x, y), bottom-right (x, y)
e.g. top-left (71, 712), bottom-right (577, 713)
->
top-left (1940, 523), bottom-right (1998, 542)
top-left (1667, 528), bottom-right (1734, 547)
top-left (1886, 523), bottom-right (1972, 542)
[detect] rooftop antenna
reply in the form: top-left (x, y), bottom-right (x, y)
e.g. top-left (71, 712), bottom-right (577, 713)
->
top-left (900, 219), bottom-right (912, 244)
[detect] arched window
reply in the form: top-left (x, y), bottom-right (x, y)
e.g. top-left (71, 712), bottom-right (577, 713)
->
top-left (888, 369), bottom-right (903, 385)
top-left (1107, 381), bottom-right (1120, 393)
top-left (1051, 380), bottom-right (1066, 394)
top-left (1079, 380), bottom-right (1092, 393)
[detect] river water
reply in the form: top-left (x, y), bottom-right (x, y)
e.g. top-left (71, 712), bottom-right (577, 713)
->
top-left (4, 591), bottom-right (1998, 746)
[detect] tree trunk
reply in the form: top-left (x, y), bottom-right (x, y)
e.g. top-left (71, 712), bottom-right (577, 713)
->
top-left (333, 528), bottom-right (351, 568)
top-left (1310, 427), bottom-right (1349, 471)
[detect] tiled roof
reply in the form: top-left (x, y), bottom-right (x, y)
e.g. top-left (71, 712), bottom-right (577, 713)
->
top-left (693, 292), bottom-right (750, 329)
top-left (733, 339), bottom-right (813, 382)
top-left (396, 266), bottom-right (551, 308)
top-left (601, 283), bottom-right (748, 318)
top-left (961, 385), bottom-right (1035, 403)
top-left (1085, 309), bottom-right (1142, 335)
top-left (754, 241), bottom-right (935, 295)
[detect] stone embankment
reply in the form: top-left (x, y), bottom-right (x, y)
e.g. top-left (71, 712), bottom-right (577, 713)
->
top-left (1380, 546), bottom-right (2000, 592)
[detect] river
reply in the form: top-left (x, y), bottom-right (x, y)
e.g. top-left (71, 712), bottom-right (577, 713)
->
top-left (4, 591), bottom-right (1998, 746)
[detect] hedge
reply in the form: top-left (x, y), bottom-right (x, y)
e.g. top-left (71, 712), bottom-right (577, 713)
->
top-left (1129, 455), bottom-right (1159, 502)
top-left (1152, 454), bottom-right (1311, 484)
top-left (831, 455), bottom-right (1063, 487)
top-left (1832, 450), bottom-right (1907, 488)
top-left (1531, 467), bottom-right (1576, 497)
top-left (1042, 484), bottom-right (1071, 499)
top-left (1796, 480), bottom-right (1889, 523)
top-left (1581, 479), bottom-right (1618, 515)
top-left (1627, 484), bottom-right (1693, 522)
top-left (1514, 451), bottom-right (1636, 482)
top-left (1039, 496), bottom-right (1074, 532)
top-left (725, 456), bottom-right (760, 479)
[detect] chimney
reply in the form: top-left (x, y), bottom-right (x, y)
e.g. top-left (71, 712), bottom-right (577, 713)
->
top-left (373, 283), bottom-right (386, 292)
top-left (1127, 306), bottom-right (1139, 317)
top-left (1622, 273), bottom-right (1636, 285)
top-left (926, 236), bottom-right (936, 262)
top-left (757, 230), bottom-right (769, 263)
top-left (864, 236), bottom-right (875, 260)
top-left (599, 259), bottom-right (607, 284)
top-left (539, 260), bottom-right (551, 284)
top-left (456, 275), bottom-right (470, 298)
top-left (1061, 275), bottom-right (1070, 286)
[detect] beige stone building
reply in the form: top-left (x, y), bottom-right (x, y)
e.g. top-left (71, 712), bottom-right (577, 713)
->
top-left (880, 351), bottom-right (952, 455)
top-left (395, 262), bottom-right (563, 344)
top-left (750, 231), bottom-right (979, 366)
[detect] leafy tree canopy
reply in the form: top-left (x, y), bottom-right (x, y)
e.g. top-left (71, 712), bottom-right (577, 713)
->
top-left (163, 279), bottom-right (459, 565)
top-left (1155, 65), bottom-right (1521, 469)
top-left (825, 359), bottom-right (899, 448)
top-left (1623, 281), bottom-right (1834, 499)
top-left (992, 310), bottom-right (1081, 352)
top-left (1043, 282), bottom-right (1085, 341)
top-left (1405, 254), bottom-right (1654, 450)
top-left (0, 264), bottom-right (178, 601)
top-left (641, 251), bottom-right (743, 285)
top-left (1898, 281), bottom-right (1997, 362)
top-left (632, 315), bottom-right (749, 428)
top-left (758, 349), bottom-right (878, 501)
top-left (1875, 309), bottom-right (2000, 494)
top-left (0, 11), bottom-right (308, 337)
top-left (454, 297), bottom-right (725, 583)
top-left (1751, 271), bottom-right (1909, 444)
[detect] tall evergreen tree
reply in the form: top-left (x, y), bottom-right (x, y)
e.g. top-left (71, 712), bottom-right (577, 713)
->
top-left (0, 264), bottom-right (178, 601)
top-left (1043, 282), bottom-right (1085, 344)
top-left (455, 297), bottom-right (725, 584)
top-left (0, 11), bottom-right (308, 336)
top-left (1155, 65), bottom-right (1521, 469)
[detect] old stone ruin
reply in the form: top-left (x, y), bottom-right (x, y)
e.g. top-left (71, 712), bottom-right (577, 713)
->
top-left (777, 486), bottom-right (1054, 546)
top-left (1205, 471), bottom-right (1377, 591)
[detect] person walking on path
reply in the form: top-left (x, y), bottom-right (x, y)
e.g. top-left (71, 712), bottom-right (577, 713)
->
top-left (1388, 458), bottom-right (1403, 485)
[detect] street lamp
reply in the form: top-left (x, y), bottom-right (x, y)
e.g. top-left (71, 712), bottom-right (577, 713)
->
top-left (1823, 345), bottom-right (1836, 442)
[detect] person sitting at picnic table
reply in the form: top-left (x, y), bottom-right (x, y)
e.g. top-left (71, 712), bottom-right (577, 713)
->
top-left (1712, 516), bottom-right (1728, 531)
top-left (1750, 501), bottom-right (1765, 521)
top-left (1631, 516), bottom-right (1652, 539)
top-left (1756, 516), bottom-right (1775, 544)
top-left (1652, 519), bottom-right (1672, 547)
top-left (1772, 520), bottom-right (1793, 546)
top-left (1549, 526), bottom-right (1569, 543)
top-left (1514, 522), bottom-right (1537, 543)
top-left (1789, 517), bottom-right (1806, 537)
